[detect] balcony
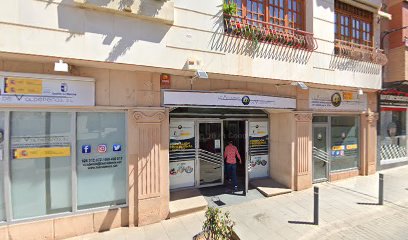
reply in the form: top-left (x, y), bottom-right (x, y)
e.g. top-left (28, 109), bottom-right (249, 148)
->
top-left (223, 14), bottom-right (318, 51)
top-left (334, 39), bottom-right (388, 66)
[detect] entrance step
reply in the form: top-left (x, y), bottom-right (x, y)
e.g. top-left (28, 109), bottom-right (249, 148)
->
top-left (169, 189), bottom-right (207, 218)
top-left (250, 179), bottom-right (292, 197)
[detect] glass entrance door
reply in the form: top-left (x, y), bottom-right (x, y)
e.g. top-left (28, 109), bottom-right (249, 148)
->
top-left (312, 125), bottom-right (329, 183)
top-left (198, 122), bottom-right (223, 187)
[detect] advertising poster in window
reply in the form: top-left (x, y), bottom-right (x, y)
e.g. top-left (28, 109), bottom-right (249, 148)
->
top-left (169, 120), bottom-right (195, 189)
top-left (11, 135), bottom-right (71, 160)
top-left (249, 121), bottom-right (269, 179)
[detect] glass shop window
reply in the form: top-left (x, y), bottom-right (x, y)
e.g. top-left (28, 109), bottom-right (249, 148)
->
top-left (76, 112), bottom-right (127, 210)
top-left (10, 112), bottom-right (72, 219)
top-left (380, 109), bottom-right (407, 161)
top-left (330, 116), bottom-right (359, 171)
top-left (0, 112), bottom-right (5, 221)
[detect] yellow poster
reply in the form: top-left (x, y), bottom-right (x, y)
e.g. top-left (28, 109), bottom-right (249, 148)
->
top-left (346, 144), bottom-right (358, 150)
top-left (332, 145), bottom-right (345, 151)
top-left (343, 92), bottom-right (353, 101)
top-left (4, 77), bottom-right (43, 94)
top-left (13, 147), bottom-right (71, 159)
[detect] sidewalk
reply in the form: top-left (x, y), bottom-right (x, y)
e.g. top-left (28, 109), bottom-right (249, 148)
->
top-left (66, 165), bottom-right (408, 240)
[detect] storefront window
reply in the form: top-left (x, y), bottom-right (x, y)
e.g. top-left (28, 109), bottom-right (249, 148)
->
top-left (10, 112), bottom-right (72, 219)
top-left (330, 116), bottom-right (359, 171)
top-left (380, 109), bottom-right (407, 162)
top-left (76, 112), bottom-right (126, 210)
top-left (0, 112), bottom-right (5, 221)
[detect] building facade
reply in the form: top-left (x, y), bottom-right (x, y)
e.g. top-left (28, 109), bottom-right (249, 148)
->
top-left (379, 0), bottom-right (408, 169)
top-left (0, 0), bottom-right (388, 239)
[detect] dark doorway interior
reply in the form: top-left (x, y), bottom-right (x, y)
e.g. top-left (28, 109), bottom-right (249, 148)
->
top-left (223, 120), bottom-right (246, 192)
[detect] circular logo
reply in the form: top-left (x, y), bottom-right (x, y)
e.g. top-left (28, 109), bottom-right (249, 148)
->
top-left (242, 96), bottom-right (250, 105)
top-left (177, 125), bottom-right (182, 129)
top-left (331, 93), bottom-right (342, 107)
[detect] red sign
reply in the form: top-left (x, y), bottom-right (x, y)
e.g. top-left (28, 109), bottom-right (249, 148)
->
top-left (160, 74), bottom-right (171, 89)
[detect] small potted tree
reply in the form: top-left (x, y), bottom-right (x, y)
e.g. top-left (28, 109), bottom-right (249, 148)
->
top-left (194, 207), bottom-right (236, 240)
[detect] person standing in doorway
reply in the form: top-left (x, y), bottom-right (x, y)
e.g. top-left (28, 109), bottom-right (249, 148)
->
top-left (224, 140), bottom-right (242, 192)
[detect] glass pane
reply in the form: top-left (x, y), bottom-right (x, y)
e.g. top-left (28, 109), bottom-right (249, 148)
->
top-left (313, 116), bottom-right (328, 123)
top-left (0, 112), bottom-right (5, 221)
top-left (10, 112), bottom-right (72, 219)
top-left (330, 116), bottom-right (359, 171)
top-left (199, 123), bottom-right (223, 186)
top-left (76, 112), bottom-right (126, 210)
top-left (313, 127), bottom-right (328, 181)
top-left (380, 109), bottom-right (408, 161)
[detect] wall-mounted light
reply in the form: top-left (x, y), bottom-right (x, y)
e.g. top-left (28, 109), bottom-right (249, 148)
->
top-left (291, 81), bottom-right (308, 90)
top-left (358, 88), bottom-right (364, 96)
top-left (192, 69), bottom-right (208, 80)
top-left (54, 60), bottom-right (69, 72)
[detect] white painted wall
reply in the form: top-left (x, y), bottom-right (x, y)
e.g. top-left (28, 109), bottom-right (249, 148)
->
top-left (0, 0), bottom-right (383, 89)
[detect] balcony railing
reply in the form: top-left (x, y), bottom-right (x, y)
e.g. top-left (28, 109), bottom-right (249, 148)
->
top-left (223, 14), bottom-right (318, 51)
top-left (334, 39), bottom-right (388, 66)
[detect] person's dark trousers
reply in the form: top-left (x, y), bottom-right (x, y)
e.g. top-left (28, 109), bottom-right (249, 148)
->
top-left (226, 163), bottom-right (237, 190)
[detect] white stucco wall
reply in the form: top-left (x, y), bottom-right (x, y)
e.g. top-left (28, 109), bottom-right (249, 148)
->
top-left (0, 0), bottom-right (383, 89)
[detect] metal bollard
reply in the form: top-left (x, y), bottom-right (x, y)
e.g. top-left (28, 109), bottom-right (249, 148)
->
top-left (314, 186), bottom-right (319, 225)
top-left (379, 174), bottom-right (384, 205)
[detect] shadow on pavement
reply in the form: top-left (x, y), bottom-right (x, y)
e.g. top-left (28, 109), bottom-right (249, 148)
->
top-left (357, 202), bottom-right (380, 206)
top-left (288, 220), bottom-right (316, 225)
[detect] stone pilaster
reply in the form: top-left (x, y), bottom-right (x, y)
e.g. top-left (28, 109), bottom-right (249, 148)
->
top-left (294, 113), bottom-right (313, 190)
top-left (128, 108), bottom-right (169, 226)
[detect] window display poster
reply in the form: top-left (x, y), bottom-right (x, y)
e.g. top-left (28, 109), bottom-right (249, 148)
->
top-left (249, 155), bottom-right (269, 179)
top-left (11, 135), bottom-right (71, 160)
top-left (170, 160), bottom-right (195, 189)
top-left (249, 122), bottom-right (269, 178)
top-left (249, 122), bottom-right (268, 153)
top-left (170, 121), bottom-right (195, 151)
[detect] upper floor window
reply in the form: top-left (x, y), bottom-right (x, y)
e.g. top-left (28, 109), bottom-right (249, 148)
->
top-left (225, 0), bottom-right (305, 30)
top-left (335, 1), bottom-right (373, 46)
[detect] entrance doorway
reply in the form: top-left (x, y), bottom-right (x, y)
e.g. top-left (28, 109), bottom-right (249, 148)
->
top-left (312, 125), bottom-right (329, 182)
top-left (223, 121), bottom-right (247, 192)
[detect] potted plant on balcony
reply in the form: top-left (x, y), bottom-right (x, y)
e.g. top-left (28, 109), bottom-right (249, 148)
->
top-left (223, 2), bottom-right (237, 18)
top-left (223, 2), bottom-right (237, 33)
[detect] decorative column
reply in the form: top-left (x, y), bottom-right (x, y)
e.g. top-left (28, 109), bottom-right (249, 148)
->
top-left (128, 108), bottom-right (169, 226)
top-left (360, 112), bottom-right (379, 175)
top-left (294, 113), bottom-right (313, 190)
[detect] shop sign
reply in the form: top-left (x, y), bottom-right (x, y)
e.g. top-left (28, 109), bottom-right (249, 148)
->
top-left (249, 121), bottom-right (269, 179)
top-left (309, 89), bottom-right (367, 111)
top-left (380, 94), bottom-right (408, 107)
top-left (0, 74), bottom-right (95, 106)
top-left (163, 91), bottom-right (296, 109)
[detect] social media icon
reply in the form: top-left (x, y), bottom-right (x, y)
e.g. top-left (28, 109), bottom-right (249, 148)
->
top-left (82, 145), bottom-right (91, 154)
top-left (113, 144), bottom-right (122, 152)
top-left (98, 144), bottom-right (107, 153)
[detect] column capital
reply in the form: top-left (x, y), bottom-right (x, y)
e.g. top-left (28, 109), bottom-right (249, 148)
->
top-left (294, 113), bottom-right (313, 122)
top-left (132, 110), bottom-right (166, 123)
top-left (366, 112), bottom-right (379, 124)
